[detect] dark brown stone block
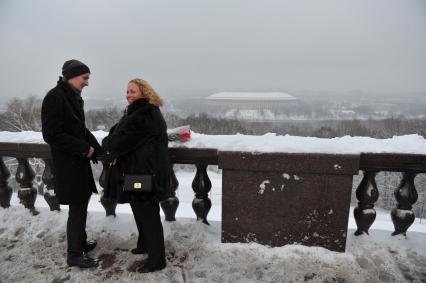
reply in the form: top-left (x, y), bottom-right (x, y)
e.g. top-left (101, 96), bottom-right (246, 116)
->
top-left (219, 151), bottom-right (359, 252)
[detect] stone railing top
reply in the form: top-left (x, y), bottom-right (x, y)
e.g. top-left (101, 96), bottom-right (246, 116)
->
top-left (1, 131), bottom-right (426, 171)
top-left (0, 131), bottom-right (426, 155)
top-left (0, 142), bottom-right (218, 165)
top-left (218, 151), bottom-right (361, 174)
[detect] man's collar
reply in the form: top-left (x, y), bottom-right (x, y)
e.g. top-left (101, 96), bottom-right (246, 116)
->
top-left (61, 77), bottom-right (82, 97)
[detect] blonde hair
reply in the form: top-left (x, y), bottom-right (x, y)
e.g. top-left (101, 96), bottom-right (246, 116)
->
top-left (129, 78), bottom-right (164, 107)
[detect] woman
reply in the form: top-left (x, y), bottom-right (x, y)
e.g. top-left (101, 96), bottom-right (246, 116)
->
top-left (102, 78), bottom-right (170, 273)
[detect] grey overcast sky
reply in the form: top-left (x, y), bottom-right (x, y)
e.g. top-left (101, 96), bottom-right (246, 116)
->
top-left (0, 0), bottom-right (425, 99)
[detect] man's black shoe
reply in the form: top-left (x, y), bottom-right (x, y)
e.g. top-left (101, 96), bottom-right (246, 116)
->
top-left (137, 263), bottom-right (166, 273)
top-left (67, 255), bottom-right (99, 268)
top-left (131, 247), bottom-right (147, 255)
top-left (83, 240), bottom-right (97, 252)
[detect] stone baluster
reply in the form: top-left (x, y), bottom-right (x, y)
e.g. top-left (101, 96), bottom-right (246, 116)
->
top-left (160, 165), bottom-right (180, 221)
top-left (354, 170), bottom-right (379, 235)
top-left (42, 158), bottom-right (60, 211)
top-left (99, 162), bottom-right (117, 217)
top-left (100, 195), bottom-right (117, 217)
top-left (391, 172), bottom-right (418, 236)
top-left (192, 164), bottom-right (212, 225)
top-left (15, 158), bottom-right (39, 215)
top-left (0, 157), bottom-right (13, 208)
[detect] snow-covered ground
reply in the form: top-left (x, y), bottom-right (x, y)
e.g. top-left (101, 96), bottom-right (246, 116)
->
top-left (1, 170), bottom-right (425, 282)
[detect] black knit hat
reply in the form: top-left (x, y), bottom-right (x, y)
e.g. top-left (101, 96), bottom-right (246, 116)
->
top-left (62, 59), bottom-right (91, 80)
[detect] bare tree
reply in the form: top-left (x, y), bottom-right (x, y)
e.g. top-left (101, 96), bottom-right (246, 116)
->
top-left (85, 107), bottom-right (123, 131)
top-left (0, 96), bottom-right (42, 131)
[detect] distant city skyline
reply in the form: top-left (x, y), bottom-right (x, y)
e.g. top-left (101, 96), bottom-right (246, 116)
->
top-left (1, 0), bottom-right (425, 101)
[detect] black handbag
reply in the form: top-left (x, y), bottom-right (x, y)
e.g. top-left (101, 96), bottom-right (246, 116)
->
top-left (123, 174), bottom-right (153, 192)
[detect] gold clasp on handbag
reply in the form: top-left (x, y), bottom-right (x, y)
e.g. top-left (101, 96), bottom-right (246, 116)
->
top-left (123, 174), bottom-right (152, 192)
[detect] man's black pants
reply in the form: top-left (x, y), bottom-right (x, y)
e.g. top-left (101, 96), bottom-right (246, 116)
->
top-left (130, 200), bottom-right (166, 268)
top-left (67, 198), bottom-right (89, 259)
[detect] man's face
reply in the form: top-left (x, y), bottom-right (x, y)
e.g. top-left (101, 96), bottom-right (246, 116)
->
top-left (68, 73), bottom-right (90, 91)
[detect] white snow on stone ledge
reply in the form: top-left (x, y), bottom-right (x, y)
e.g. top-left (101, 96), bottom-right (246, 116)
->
top-left (0, 131), bottom-right (426, 154)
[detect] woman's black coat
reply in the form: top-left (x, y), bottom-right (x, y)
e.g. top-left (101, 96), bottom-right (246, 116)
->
top-left (41, 78), bottom-right (101, 204)
top-left (101, 98), bottom-right (170, 203)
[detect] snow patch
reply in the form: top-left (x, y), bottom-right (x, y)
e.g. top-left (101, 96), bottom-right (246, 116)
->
top-left (258, 180), bottom-right (270, 195)
top-left (395, 209), bottom-right (414, 218)
top-left (362, 209), bottom-right (376, 215)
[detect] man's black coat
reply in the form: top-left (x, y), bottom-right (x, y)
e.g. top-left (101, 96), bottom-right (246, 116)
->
top-left (101, 98), bottom-right (170, 203)
top-left (41, 78), bottom-right (101, 204)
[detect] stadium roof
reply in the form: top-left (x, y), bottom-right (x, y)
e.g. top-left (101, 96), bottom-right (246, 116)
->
top-left (206, 92), bottom-right (296, 101)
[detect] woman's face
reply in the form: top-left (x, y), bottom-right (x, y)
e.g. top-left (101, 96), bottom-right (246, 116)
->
top-left (126, 82), bottom-right (144, 105)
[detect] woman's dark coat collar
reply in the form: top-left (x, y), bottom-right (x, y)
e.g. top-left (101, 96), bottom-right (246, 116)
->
top-left (127, 98), bottom-right (150, 115)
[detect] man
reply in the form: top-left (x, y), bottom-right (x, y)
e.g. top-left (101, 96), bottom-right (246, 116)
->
top-left (41, 59), bottom-right (102, 268)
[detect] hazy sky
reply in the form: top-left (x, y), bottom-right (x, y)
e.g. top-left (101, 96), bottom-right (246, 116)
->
top-left (1, 0), bottom-right (425, 100)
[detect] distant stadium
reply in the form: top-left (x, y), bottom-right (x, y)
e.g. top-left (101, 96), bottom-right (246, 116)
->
top-left (205, 92), bottom-right (298, 120)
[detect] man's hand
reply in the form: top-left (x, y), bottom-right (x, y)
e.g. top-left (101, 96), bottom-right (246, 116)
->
top-left (109, 159), bottom-right (117, 166)
top-left (87, 146), bottom-right (95, 158)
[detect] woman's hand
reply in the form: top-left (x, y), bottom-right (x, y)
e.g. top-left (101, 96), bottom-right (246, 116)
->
top-left (109, 159), bottom-right (117, 166)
